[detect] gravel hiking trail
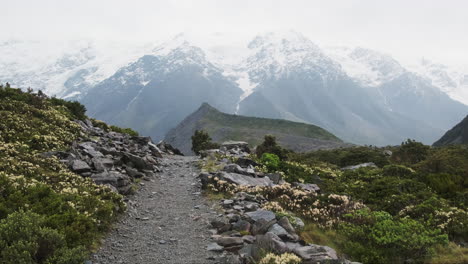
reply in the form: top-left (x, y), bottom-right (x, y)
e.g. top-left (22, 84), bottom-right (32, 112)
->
top-left (92, 155), bottom-right (220, 264)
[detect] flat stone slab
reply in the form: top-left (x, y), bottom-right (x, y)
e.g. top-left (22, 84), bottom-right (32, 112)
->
top-left (246, 210), bottom-right (276, 222)
top-left (218, 172), bottom-right (273, 187)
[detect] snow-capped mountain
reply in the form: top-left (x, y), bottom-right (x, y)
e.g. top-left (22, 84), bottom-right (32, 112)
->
top-left (2, 31), bottom-right (467, 145)
top-left (0, 40), bottom-right (152, 99)
top-left (407, 59), bottom-right (468, 105)
top-left (81, 38), bottom-right (242, 140)
top-left (236, 32), bottom-right (444, 145)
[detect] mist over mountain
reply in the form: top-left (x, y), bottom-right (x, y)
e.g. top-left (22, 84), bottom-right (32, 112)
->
top-left (1, 31), bottom-right (467, 146)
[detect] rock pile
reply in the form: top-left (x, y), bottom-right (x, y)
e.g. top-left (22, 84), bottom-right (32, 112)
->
top-left (199, 142), bottom-right (360, 264)
top-left (43, 119), bottom-right (180, 195)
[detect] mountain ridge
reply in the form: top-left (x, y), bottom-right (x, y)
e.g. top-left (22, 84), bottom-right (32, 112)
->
top-left (164, 102), bottom-right (351, 155)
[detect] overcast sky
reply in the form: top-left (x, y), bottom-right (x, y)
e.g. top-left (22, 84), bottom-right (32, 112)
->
top-left (3, 0), bottom-right (468, 65)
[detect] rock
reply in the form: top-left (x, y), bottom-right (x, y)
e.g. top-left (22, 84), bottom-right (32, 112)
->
top-left (293, 182), bottom-right (320, 193)
top-left (285, 242), bottom-right (302, 251)
top-left (223, 164), bottom-right (253, 176)
top-left (223, 199), bottom-right (234, 206)
top-left (239, 244), bottom-right (253, 260)
top-left (221, 141), bottom-right (250, 153)
top-left (232, 220), bottom-right (251, 233)
top-left (293, 245), bottom-right (338, 263)
top-left (70, 160), bottom-right (91, 173)
top-left (341, 162), bottom-right (377, 171)
top-left (266, 173), bottom-right (282, 184)
top-left (292, 217), bottom-right (305, 230)
top-left (245, 210), bottom-right (276, 222)
top-left (216, 237), bottom-right (244, 247)
top-left (242, 235), bottom-right (255, 244)
top-left (253, 232), bottom-right (288, 257)
top-left (125, 167), bottom-right (144, 178)
top-left (217, 172), bottom-right (273, 187)
top-left (123, 153), bottom-right (153, 170)
top-left (278, 217), bottom-right (297, 236)
top-left (268, 223), bottom-right (290, 239)
top-left (206, 242), bottom-right (224, 252)
top-left (92, 157), bottom-right (114, 172)
top-left (251, 219), bottom-right (277, 235)
top-left (235, 157), bottom-right (259, 168)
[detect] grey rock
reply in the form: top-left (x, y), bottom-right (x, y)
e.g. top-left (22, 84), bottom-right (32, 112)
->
top-left (278, 217), bottom-right (297, 237)
top-left (251, 219), bottom-right (277, 236)
top-left (232, 220), bottom-right (251, 233)
top-left (235, 157), bottom-right (259, 168)
top-left (216, 237), bottom-right (244, 247)
top-left (293, 244), bottom-right (338, 262)
top-left (268, 223), bottom-right (290, 239)
top-left (292, 217), bottom-right (305, 230)
top-left (125, 167), bottom-right (144, 178)
top-left (242, 235), bottom-right (255, 244)
top-left (293, 182), bottom-right (321, 193)
top-left (70, 160), bottom-right (91, 173)
top-left (123, 153), bottom-right (153, 170)
top-left (253, 232), bottom-right (288, 257)
top-left (245, 210), bottom-right (276, 222)
top-left (266, 173), bottom-right (282, 184)
top-left (217, 172), bottom-right (273, 187)
top-left (92, 157), bottom-right (114, 172)
top-left (341, 162), bottom-right (377, 171)
top-left (206, 242), bottom-right (224, 252)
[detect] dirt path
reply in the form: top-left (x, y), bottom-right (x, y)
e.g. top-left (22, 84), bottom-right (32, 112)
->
top-left (92, 155), bottom-right (220, 264)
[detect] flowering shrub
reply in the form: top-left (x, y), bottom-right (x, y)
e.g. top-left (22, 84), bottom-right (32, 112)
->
top-left (258, 252), bottom-right (301, 264)
top-left (0, 87), bottom-right (125, 263)
top-left (206, 176), bottom-right (364, 228)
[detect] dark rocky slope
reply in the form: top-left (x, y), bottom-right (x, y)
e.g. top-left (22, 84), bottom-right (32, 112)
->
top-left (165, 103), bottom-right (351, 155)
top-left (433, 114), bottom-right (468, 146)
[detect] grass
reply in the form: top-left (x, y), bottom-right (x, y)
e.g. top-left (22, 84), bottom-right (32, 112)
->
top-left (428, 243), bottom-right (468, 264)
top-left (299, 221), bottom-right (345, 256)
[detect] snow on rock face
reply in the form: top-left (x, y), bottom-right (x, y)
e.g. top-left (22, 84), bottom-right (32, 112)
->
top-left (0, 39), bottom-right (152, 98)
top-left (324, 46), bottom-right (405, 87)
top-left (244, 31), bottom-right (343, 83)
top-left (406, 59), bottom-right (468, 105)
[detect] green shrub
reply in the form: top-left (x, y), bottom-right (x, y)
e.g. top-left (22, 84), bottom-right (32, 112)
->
top-left (0, 210), bottom-right (86, 264)
top-left (191, 130), bottom-right (220, 154)
top-left (260, 153), bottom-right (280, 172)
top-left (109, 125), bottom-right (139, 136)
top-left (256, 135), bottom-right (287, 160)
top-left (392, 139), bottom-right (430, 165)
top-left (339, 209), bottom-right (448, 264)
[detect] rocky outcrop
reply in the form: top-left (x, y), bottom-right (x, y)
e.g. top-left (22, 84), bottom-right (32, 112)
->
top-left (44, 119), bottom-right (178, 195)
top-left (199, 142), bottom-right (359, 264)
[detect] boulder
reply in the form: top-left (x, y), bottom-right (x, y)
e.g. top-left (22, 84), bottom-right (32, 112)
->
top-left (216, 237), bottom-right (244, 247)
top-left (70, 160), bottom-right (91, 173)
top-left (232, 220), bottom-right (251, 233)
top-left (293, 182), bottom-right (320, 193)
top-left (245, 210), bottom-right (276, 222)
top-left (268, 223), bottom-right (290, 239)
top-left (92, 157), bottom-right (114, 172)
top-left (252, 232), bottom-right (288, 258)
top-left (217, 172), bottom-right (273, 187)
top-left (293, 245), bottom-right (338, 263)
top-left (206, 242), bottom-right (224, 252)
top-left (266, 173), bottom-right (282, 184)
top-left (221, 141), bottom-right (250, 154)
top-left (235, 157), bottom-right (259, 168)
top-left (341, 162), bottom-right (377, 171)
top-left (278, 217), bottom-right (295, 233)
top-left (123, 153), bottom-right (153, 170)
top-left (223, 164), bottom-right (255, 176)
top-left (251, 219), bottom-right (277, 236)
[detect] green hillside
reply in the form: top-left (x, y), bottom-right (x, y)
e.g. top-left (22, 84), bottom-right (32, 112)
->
top-left (165, 103), bottom-right (350, 154)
